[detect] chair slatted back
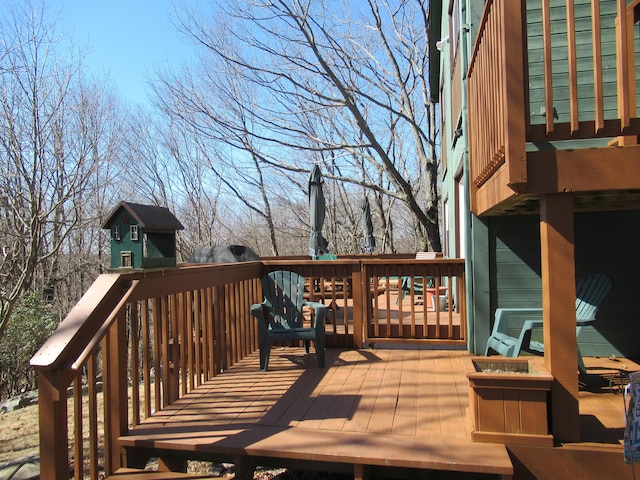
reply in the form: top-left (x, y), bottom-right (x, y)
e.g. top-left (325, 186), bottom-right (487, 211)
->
top-left (262, 270), bottom-right (306, 329)
top-left (575, 273), bottom-right (613, 322)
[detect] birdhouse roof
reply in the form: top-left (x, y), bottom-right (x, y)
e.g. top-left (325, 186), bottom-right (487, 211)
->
top-left (102, 201), bottom-right (184, 231)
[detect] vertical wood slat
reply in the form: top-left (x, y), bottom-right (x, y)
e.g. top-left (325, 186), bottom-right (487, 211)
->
top-left (591, 0), bottom-right (604, 132)
top-left (186, 290), bottom-right (195, 391)
top-left (566, 0), bottom-right (579, 133)
top-left (194, 290), bottom-right (202, 387)
top-left (204, 286), bottom-right (214, 381)
top-left (542, 0), bottom-right (554, 134)
top-left (626, 0), bottom-right (638, 116)
top-left (142, 300), bottom-right (152, 419)
top-left (130, 301), bottom-right (140, 427)
top-left (178, 292), bottom-right (187, 396)
top-left (153, 297), bottom-right (162, 413)
top-left (73, 374), bottom-right (83, 480)
top-left (88, 354), bottom-right (99, 480)
top-left (160, 296), bottom-right (172, 407)
top-left (169, 294), bottom-right (180, 403)
top-left (617, 0), bottom-right (631, 128)
top-left (201, 287), bottom-right (209, 378)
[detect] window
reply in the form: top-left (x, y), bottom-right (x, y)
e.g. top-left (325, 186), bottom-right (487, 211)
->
top-left (112, 225), bottom-right (121, 241)
top-left (121, 251), bottom-right (133, 268)
top-left (130, 225), bottom-right (139, 241)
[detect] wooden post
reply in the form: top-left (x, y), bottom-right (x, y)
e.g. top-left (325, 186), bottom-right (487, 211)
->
top-left (37, 370), bottom-right (73, 480)
top-left (540, 193), bottom-right (580, 442)
top-left (352, 262), bottom-right (364, 349)
top-left (103, 310), bottom-right (130, 474)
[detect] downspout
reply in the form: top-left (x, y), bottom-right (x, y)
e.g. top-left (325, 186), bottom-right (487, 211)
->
top-left (460, 2), bottom-right (474, 353)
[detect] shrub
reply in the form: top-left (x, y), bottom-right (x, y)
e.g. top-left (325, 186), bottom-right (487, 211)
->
top-left (0, 292), bottom-right (58, 399)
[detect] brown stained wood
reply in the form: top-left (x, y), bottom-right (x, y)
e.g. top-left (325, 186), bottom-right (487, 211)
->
top-left (542, 0), bottom-right (554, 134)
top-left (416, 351), bottom-right (441, 437)
top-left (627, 2), bottom-right (638, 115)
top-left (566, 0), bottom-right (578, 133)
top-left (518, 390), bottom-right (549, 436)
top-left (592, 0), bottom-right (604, 132)
top-left (369, 349), bottom-right (404, 434)
top-left (525, 145), bottom-right (640, 194)
top-left (391, 349), bottom-right (420, 436)
top-left (435, 352), bottom-right (469, 439)
top-left (73, 375), bottom-right (83, 480)
top-left (119, 349), bottom-right (513, 477)
top-left (475, 387), bottom-right (505, 434)
top-left (540, 194), bottom-right (580, 443)
top-left (617, 0), bottom-right (630, 128)
top-left (503, 389), bottom-right (520, 434)
top-left (142, 300), bottom-right (152, 419)
top-left (341, 349), bottom-right (391, 433)
top-left (130, 301), bottom-right (141, 427)
top-left (88, 354), bottom-right (99, 479)
top-left (115, 349), bottom-right (640, 478)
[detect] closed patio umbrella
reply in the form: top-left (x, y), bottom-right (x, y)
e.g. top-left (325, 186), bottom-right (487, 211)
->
top-left (308, 165), bottom-right (329, 258)
top-left (361, 196), bottom-right (376, 254)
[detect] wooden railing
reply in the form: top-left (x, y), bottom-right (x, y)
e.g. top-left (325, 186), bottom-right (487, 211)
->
top-left (30, 256), bottom-right (466, 479)
top-left (467, 0), bottom-right (527, 193)
top-left (467, 0), bottom-right (640, 210)
top-left (362, 258), bottom-right (466, 346)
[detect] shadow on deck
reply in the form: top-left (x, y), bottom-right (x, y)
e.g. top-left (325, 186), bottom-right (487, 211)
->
top-left (118, 349), bottom-right (512, 479)
top-left (116, 349), bottom-right (640, 479)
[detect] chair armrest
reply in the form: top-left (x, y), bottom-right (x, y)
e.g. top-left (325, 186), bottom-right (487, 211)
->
top-left (493, 308), bottom-right (543, 334)
top-left (251, 303), bottom-right (271, 331)
top-left (303, 301), bottom-right (328, 330)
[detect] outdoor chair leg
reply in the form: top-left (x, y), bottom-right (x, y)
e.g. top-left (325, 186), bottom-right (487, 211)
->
top-left (259, 340), bottom-right (271, 371)
top-left (316, 338), bottom-right (325, 368)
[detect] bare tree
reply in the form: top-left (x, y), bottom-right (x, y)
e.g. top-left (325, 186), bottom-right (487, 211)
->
top-left (168, 0), bottom-right (440, 251)
top-left (0, 2), bottom-right (126, 338)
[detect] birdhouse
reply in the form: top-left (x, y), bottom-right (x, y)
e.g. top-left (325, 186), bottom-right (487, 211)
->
top-left (102, 201), bottom-right (184, 270)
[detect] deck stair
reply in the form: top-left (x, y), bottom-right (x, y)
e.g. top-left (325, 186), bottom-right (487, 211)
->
top-left (117, 422), bottom-right (514, 479)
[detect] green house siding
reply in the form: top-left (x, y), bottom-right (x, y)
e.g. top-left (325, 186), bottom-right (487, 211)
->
top-left (575, 210), bottom-right (640, 358)
top-left (526, 0), bottom-right (630, 127)
top-left (487, 210), bottom-right (640, 358)
top-left (108, 212), bottom-right (145, 269)
top-left (142, 232), bottom-right (177, 269)
top-left (103, 203), bottom-right (182, 270)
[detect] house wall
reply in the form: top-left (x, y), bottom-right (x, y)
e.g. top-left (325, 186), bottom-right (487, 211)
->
top-left (485, 209), bottom-right (640, 358)
top-left (437, 0), bottom-right (486, 352)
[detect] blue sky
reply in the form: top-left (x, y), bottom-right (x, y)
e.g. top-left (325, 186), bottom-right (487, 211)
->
top-left (50, 0), bottom-right (195, 105)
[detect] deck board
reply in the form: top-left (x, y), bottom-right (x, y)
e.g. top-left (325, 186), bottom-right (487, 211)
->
top-left (119, 349), bottom-right (638, 477)
top-left (120, 348), bottom-right (513, 476)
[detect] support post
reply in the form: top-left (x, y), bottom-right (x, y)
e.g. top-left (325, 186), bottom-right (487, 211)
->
top-left (37, 371), bottom-right (73, 480)
top-left (540, 193), bottom-right (580, 442)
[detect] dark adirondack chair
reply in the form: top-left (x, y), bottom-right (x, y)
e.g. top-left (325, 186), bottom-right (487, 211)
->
top-left (485, 273), bottom-right (613, 385)
top-left (251, 270), bottom-right (327, 371)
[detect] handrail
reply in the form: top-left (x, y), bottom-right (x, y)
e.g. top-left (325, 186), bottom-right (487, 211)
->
top-left (31, 256), bottom-right (466, 479)
top-left (467, 0), bottom-right (526, 192)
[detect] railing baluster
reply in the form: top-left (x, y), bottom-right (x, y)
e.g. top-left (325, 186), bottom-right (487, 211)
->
top-left (73, 374), bottom-right (83, 480)
top-left (130, 301), bottom-right (141, 427)
top-left (33, 258), bottom-right (465, 476)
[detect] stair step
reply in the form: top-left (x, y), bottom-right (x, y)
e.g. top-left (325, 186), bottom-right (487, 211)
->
top-left (109, 468), bottom-right (212, 479)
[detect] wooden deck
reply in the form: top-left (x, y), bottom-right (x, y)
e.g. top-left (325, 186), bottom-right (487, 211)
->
top-left (116, 349), bottom-right (640, 479)
top-left (119, 348), bottom-right (512, 478)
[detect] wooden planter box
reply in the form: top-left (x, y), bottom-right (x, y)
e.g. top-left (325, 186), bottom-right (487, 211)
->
top-left (468, 357), bottom-right (554, 447)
